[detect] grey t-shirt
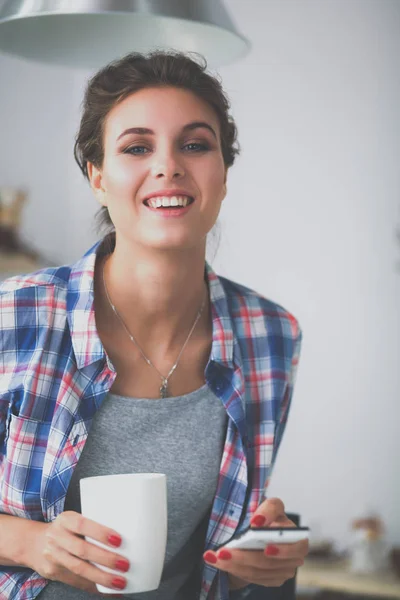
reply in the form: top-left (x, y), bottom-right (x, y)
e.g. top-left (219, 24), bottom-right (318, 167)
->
top-left (37, 383), bottom-right (228, 599)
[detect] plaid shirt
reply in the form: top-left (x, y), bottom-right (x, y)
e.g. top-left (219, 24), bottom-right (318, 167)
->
top-left (0, 237), bottom-right (301, 600)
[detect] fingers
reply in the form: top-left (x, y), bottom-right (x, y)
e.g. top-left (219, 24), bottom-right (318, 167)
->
top-left (206, 497), bottom-right (309, 590)
top-left (48, 525), bottom-right (130, 574)
top-left (250, 497), bottom-right (286, 527)
top-left (266, 498), bottom-right (285, 514)
top-left (227, 562), bottom-right (298, 586)
top-left (41, 511), bottom-right (129, 592)
top-left (204, 538), bottom-right (308, 590)
top-left (216, 548), bottom-right (304, 570)
top-left (268, 538), bottom-right (309, 559)
top-left (45, 545), bottom-right (127, 592)
top-left (214, 538), bottom-right (308, 565)
top-left (57, 511), bottom-right (122, 549)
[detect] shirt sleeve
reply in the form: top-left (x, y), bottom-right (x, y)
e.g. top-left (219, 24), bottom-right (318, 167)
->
top-left (0, 289), bottom-right (49, 599)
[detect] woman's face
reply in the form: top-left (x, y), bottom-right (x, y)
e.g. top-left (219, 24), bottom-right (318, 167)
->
top-left (89, 86), bottom-right (227, 252)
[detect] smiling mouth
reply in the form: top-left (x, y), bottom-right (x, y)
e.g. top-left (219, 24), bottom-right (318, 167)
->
top-left (143, 196), bottom-right (195, 209)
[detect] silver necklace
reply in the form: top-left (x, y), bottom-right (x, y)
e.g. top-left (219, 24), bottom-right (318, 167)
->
top-left (102, 257), bottom-right (206, 398)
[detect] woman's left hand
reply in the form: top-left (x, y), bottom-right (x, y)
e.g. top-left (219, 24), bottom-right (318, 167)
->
top-left (203, 498), bottom-right (309, 590)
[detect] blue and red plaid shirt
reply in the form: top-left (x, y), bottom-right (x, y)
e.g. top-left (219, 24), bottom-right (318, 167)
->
top-left (0, 237), bottom-right (301, 600)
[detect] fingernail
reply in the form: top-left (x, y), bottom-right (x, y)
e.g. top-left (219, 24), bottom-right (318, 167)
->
top-left (251, 515), bottom-right (266, 527)
top-left (111, 577), bottom-right (126, 590)
top-left (265, 545), bottom-right (279, 556)
top-left (115, 558), bottom-right (130, 572)
top-left (203, 551), bottom-right (218, 564)
top-left (217, 549), bottom-right (232, 560)
top-left (108, 534), bottom-right (122, 547)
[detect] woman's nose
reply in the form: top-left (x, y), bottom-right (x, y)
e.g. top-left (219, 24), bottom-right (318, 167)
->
top-left (151, 152), bottom-right (185, 179)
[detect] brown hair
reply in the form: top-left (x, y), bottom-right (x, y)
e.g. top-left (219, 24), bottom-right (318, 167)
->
top-left (74, 50), bottom-right (240, 245)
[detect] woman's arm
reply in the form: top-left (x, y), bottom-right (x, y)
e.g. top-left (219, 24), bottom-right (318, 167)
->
top-left (0, 513), bottom-right (45, 567)
top-left (0, 510), bottom-right (131, 594)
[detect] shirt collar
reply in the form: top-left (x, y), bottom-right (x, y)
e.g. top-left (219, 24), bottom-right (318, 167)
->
top-left (67, 235), bottom-right (237, 372)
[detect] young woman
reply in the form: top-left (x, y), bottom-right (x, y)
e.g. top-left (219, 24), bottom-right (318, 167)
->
top-left (0, 51), bottom-right (307, 600)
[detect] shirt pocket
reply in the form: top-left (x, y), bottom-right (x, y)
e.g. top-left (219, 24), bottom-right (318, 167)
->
top-left (0, 389), bottom-right (25, 454)
top-left (1, 412), bottom-right (51, 520)
top-left (0, 418), bottom-right (6, 457)
top-left (0, 394), bottom-right (11, 456)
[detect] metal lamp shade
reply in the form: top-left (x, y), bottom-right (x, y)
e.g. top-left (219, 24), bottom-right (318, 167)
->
top-left (0, 0), bottom-right (250, 69)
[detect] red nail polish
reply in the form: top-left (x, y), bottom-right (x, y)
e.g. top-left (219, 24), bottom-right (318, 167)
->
top-left (251, 515), bottom-right (266, 527)
top-left (111, 577), bottom-right (126, 590)
top-left (265, 545), bottom-right (279, 556)
top-left (108, 534), bottom-right (122, 547)
top-left (115, 558), bottom-right (130, 572)
top-left (204, 551), bottom-right (218, 564)
top-left (218, 549), bottom-right (232, 560)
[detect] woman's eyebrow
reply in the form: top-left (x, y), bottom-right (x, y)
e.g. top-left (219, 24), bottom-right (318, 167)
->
top-left (116, 121), bottom-right (217, 141)
top-left (183, 121), bottom-right (217, 139)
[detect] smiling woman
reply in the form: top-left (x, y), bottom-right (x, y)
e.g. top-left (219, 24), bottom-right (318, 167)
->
top-left (0, 51), bottom-right (305, 600)
top-left (85, 85), bottom-right (228, 261)
top-left (74, 52), bottom-right (239, 245)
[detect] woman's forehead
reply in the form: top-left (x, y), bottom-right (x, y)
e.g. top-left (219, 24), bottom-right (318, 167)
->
top-left (105, 87), bottom-right (219, 139)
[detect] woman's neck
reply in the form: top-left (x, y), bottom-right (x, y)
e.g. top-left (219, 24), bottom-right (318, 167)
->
top-left (94, 238), bottom-right (211, 359)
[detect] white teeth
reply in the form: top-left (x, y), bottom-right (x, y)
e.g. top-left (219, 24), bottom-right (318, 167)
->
top-left (146, 195), bottom-right (192, 208)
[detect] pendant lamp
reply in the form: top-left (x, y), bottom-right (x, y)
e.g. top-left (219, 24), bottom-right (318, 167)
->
top-left (0, 0), bottom-right (250, 69)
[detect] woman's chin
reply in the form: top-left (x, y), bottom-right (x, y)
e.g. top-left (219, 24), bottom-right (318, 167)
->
top-left (140, 236), bottom-right (204, 253)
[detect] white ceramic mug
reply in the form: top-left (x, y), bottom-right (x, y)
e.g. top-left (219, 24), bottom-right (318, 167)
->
top-left (80, 473), bottom-right (167, 594)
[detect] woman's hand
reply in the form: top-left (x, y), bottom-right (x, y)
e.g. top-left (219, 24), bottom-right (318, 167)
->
top-left (203, 498), bottom-right (309, 590)
top-left (25, 511), bottom-right (129, 596)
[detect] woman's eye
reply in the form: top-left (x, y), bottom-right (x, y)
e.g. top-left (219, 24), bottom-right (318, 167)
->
top-left (123, 142), bottom-right (209, 155)
top-left (184, 142), bottom-right (209, 152)
top-left (124, 145), bottom-right (149, 155)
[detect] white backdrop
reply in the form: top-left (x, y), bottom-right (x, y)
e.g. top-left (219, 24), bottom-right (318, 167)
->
top-left (0, 0), bottom-right (399, 548)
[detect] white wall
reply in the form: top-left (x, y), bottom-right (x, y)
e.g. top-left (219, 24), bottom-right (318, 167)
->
top-left (0, 0), bottom-right (399, 548)
top-left (0, 56), bottom-right (76, 263)
top-left (217, 0), bottom-right (400, 549)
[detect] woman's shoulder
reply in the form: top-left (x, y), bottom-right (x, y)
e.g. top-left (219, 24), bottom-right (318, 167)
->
top-left (0, 266), bottom-right (72, 349)
top-left (0, 264), bottom-right (71, 296)
top-left (0, 239), bottom-right (101, 299)
top-left (0, 268), bottom-right (73, 378)
top-left (215, 272), bottom-right (301, 340)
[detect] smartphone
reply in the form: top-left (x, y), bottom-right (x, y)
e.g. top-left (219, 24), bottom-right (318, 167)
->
top-left (215, 526), bottom-right (310, 551)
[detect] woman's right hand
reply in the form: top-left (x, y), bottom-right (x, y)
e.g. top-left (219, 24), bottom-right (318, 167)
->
top-left (27, 511), bottom-right (129, 595)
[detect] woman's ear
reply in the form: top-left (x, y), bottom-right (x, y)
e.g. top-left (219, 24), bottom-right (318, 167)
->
top-left (222, 170), bottom-right (228, 199)
top-left (87, 162), bottom-right (107, 206)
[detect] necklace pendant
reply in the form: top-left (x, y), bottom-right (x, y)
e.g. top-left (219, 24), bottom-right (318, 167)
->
top-left (160, 381), bottom-right (168, 399)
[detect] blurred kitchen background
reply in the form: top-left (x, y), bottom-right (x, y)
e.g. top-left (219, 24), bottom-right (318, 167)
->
top-left (1, 0), bottom-right (399, 597)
